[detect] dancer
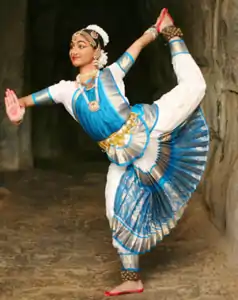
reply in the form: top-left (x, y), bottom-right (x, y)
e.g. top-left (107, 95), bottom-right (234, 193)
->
top-left (5, 8), bottom-right (209, 296)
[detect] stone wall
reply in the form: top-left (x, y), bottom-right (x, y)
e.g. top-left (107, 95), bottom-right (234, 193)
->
top-left (0, 0), bottom-right (32, 170)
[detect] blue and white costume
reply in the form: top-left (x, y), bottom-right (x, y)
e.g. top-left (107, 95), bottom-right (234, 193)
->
top-left (32, 39), bottom-right (209, 271)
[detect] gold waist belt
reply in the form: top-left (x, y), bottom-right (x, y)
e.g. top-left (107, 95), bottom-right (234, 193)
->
top-left (98, 112), bottom-right (138, 152)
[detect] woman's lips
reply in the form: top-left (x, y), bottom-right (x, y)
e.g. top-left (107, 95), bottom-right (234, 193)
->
top-left (71, 56), bottom-right (79, 61)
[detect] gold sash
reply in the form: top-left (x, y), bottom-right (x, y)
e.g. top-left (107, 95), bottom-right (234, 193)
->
top-left (98, 112), bottom-right (138, 152)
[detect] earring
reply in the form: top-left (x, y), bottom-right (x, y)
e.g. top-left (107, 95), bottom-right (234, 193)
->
top-left (93, 48), bottom-right (100, 68)
top-left (93, 55), bottom-right (99, 68)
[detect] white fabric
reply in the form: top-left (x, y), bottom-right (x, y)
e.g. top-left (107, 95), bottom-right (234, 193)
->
top-left (108, 63), bottom-right (129, 102)
top-left (105, 163), bottom-right (126, 221)
top-left (48, 80), bottom-right (77, 120)
top-left (133, 138), bottom-right (158, 171)
top-left (153, 53), bottom-right (206, 133)
top-left (105, 163), bottom-right (128, 253)
top-left (109, 62), bottom-right (126, 79)
top-left (105, 53), bottom-right (206, 254)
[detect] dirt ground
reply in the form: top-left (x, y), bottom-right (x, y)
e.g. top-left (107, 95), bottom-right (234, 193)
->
top-left (0, 163), bottom-right (237, 300)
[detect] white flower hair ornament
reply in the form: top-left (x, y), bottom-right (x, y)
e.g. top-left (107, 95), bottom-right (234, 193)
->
top-left (87, 25), bottom-right (109, 69)
top-left (86, 24), bottom-right (109, 46)
top-left (95, 50), bottom-right (108, 69)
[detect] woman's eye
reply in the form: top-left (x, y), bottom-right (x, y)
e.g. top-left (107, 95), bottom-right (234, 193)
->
top-left (78, 45), bottom-right (85, 49)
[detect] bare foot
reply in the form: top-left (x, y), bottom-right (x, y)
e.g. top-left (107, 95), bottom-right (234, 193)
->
top-left (105, 280), bottom-right (144, 296)
top-left (156, 9), bottom-right (174, 32)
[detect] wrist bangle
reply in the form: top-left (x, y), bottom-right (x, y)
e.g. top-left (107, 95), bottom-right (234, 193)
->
top-left (144, 25), bottom-right (158, 40)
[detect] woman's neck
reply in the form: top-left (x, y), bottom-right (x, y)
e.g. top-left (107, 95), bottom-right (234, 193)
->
top-left (79, 64), bottom-right (98, 75)
top-left (76, 64), bottom-right (99, 85)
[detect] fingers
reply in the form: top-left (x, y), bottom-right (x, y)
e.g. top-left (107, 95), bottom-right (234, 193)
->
top-left (4, 96), bottom-right (10, 108)
top-left (5, 90), bottom-right (10, 104)
top-left (5, 89), bottom-right (13, 106)
top-left (9, 92), bottom-right (15, 107)
top-left (4, 94), bottom-right (12, 108)
top-left (11, 90), bottom-right (19, 105)
top-left (5, 89), bottom-right (19, 106)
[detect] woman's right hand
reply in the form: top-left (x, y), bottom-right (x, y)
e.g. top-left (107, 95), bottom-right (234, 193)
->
top-left (4, 89), bottom-right (25, 124)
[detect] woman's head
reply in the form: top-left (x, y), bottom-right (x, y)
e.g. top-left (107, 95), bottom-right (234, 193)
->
top-left (69, 25), bottom-right (109, 69)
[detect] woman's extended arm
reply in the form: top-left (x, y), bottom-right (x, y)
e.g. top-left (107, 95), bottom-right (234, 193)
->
top-left (108, 27), bottom-right (157, 79)
top-left (125, 29), bottom-right (157, 62)
top-left (4, 82), bottom-right (66, 125)
top-left (18, 94), bottom-right (35, 107)
top-left (109, 9), bottom-right (167, 78)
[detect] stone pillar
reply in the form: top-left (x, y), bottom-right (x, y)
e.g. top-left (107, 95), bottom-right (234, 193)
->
top-left (0, 0), bottom-right (32, 170)
top-left (203, 0), bottom-right (238, 243)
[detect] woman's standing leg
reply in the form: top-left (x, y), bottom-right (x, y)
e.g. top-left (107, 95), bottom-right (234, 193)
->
top-left (104, 163), bottom-right (143, 296)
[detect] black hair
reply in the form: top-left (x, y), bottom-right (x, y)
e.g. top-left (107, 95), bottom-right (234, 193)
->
top-left (82, 29), bottom-right (105, 49)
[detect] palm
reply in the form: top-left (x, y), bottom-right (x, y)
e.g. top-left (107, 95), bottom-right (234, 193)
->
top-left (5, 89), bottom-right (25, 122)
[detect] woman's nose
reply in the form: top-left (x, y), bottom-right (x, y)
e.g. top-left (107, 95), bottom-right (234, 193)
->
top-left (70, 49), bottom-right (77, 55)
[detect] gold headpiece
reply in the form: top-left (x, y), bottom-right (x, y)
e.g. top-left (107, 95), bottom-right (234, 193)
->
top-left (72, 30), bottom-right (98, 48)
top-left (72, 25), bottom-right (109, 48)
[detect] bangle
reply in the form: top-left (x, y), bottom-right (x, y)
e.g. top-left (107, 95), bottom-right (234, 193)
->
top-left (144, 25), bottom-right (158, 40)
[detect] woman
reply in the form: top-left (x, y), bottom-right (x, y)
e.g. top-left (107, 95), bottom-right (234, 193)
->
top-left (5, 8), bottom-right (209, 297)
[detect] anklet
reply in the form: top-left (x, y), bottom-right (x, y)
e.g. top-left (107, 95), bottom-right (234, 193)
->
top-left (121, 270), bottom-right (140, 282)
top-left (161, 25), bottom-right (183, 42)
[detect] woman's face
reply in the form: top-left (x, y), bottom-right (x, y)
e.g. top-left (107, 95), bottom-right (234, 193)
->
top-left (69, 34), bottom-right (96, 67)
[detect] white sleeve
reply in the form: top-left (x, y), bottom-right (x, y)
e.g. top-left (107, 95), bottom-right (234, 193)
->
top-left (154, 53), bottom-right (206, 133)
top-left (108, 62), bottom-right (125, 80)
top-left (31, 80), bottom-right (68, 105)
top-left (48, 80), bottom-right (68, 104)
top-left (49, 80), bottom-right (77, 120)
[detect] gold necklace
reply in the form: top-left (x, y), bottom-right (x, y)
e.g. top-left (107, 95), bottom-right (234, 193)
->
top-left (76, 76), bottom-right (96, 91)
top-left (80, 69), bottom-right (98, 77)
top-left (76, 70), bottom-right (98, 85)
